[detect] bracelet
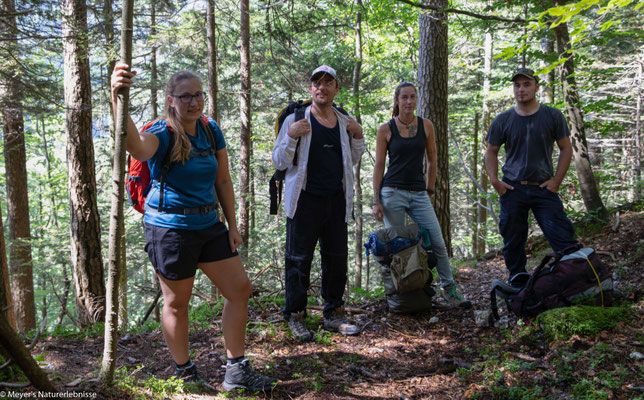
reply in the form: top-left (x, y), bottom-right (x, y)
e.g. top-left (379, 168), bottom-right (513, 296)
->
top-left (426, 188), bottom-right (435, 195)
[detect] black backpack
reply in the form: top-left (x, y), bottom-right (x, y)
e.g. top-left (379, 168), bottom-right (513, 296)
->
top-left (269, 99), bottom-right (349, 215)
top-left (490, 247), bottom-right (613, 320)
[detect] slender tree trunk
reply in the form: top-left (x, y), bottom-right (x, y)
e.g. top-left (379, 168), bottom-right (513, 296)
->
top-left (0, 313), bottom-right (57, 391)
top-left (418, 0), bottom-right (451, 255)
top-left (634, 56), bottom-right (642, 202)
top-left (479, 26), bottom-right (493, 256)
top-left (540, 36), bottom-right (555, 104)
top-left (471, 112), bottom-right (479, 257)
top-left (62, 0), bottom-right (106, 327)
top-left (207, 0), bottom-right (219, 122)
top-left (1, 0), bottom-right (36, 334)
top-left (0, 202), bottom-right (17, 330)
top-left (352, 0), bottom-right (364, 289)
top-left (118, 217), bottom-right (127, 330)
top-left (100, 0), bottom-right (134, 384)
top-left (553, 17), bottom-right (609, 221)
top-left (150, 0), bottom-right (158, 120)
top-left (238, 0), bottom-right (251, 255)
top-left (104, 0), bottom-right (116, 119)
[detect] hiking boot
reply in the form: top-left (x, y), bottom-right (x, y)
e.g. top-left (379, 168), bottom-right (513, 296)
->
top-left (288, 311), bottom-right (313, 342)
top-left (222, 359), bottom-right (277, 392)
top-left (174, 361), bottom-right (202, 382)
top-left (442, 284), bottom-right (472, 308)
top-left (324, 308), bottom-right (360, 336)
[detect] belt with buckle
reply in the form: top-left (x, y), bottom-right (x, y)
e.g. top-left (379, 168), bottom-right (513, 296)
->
top-left (517, 180), bottom-right (543, 186)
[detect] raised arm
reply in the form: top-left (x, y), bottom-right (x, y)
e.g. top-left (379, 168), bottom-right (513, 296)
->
top-left (111, 63), bottom-right (159, 161)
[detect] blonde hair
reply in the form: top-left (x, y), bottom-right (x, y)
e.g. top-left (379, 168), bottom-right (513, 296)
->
top-left (392, 81), bottom-right (417, 118)
top-left (163, 70), bottom-right (203, 163)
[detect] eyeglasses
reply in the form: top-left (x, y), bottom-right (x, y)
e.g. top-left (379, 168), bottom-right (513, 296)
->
top-left (171, 92), bottom-right (206, 104)
top-left (312, 80), bottom-right (336, 88)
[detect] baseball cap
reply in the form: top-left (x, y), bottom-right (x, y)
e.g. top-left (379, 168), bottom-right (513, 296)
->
top-left (511, 68), bottom-right (539, 83)
top-left (310, 65), bottom-right (337, 81)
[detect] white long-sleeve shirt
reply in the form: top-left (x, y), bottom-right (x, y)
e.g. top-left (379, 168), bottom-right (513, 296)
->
top-left (272, 106), bottom-right (366, 222)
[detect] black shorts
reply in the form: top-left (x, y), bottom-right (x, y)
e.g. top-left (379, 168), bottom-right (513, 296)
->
top-left (144, 221), bottom-right (239, 281)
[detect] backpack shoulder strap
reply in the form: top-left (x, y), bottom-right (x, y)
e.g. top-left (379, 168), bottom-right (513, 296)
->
top-left (291, 101), bottom-right (309, 167)
top-left (156, 123), bottom-right (175, 212)
top-left (198, 115), bottom-right (218, 154)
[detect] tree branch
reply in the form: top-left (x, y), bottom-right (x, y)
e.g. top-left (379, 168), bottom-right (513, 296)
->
top-left (395, 0), bottom-right (534, 23)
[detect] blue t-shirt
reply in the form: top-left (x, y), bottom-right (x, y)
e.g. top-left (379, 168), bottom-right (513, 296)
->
top-left (143, 117), bottom-right (226, 230)
top-left (486, 105), bottom-right (570, 182)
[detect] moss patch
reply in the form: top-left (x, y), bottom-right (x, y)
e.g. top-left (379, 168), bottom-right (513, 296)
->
top-left (536, 306), bottom-right (628, 341)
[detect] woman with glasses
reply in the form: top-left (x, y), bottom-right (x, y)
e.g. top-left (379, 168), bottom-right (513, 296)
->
top-left (372, 81), bottom-right (471, 309)
top-left (111, 63), bottom-right (276, 391)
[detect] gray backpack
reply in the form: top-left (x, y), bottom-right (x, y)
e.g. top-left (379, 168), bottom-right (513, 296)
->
top-left (366, 224), bottom-right (437, 314)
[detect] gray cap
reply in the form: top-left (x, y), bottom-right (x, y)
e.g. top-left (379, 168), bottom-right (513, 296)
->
top-left (310, 65), bottom-right (337, 81)
top-left (511, 68), bottom-right (539, 83)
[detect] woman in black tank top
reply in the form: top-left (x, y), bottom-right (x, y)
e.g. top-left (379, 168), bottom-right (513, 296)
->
top-left (371, 82), bottom-right (471, 308)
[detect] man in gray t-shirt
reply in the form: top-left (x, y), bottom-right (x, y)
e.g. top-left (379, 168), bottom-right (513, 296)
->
top-left (485, 68), bottom-right (579, 287)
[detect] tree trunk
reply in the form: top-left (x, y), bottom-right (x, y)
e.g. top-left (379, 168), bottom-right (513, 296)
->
top-left (0, 313), bottom-right (57, 392)
top-left (118, 216), bottom-right (127, 330)
top-left (104, 0), bottom-right (116, 119)
top-left (62, 0), bottom-right (106, 327)
top-left (418, 0), bottom-right (451, 255)
top-left (479, 26), bottom-right (493, 256)
top-left (1, 0), bottom-right (36, 333)
top-left (207, 0), bottom-right (219, 123)
top-left (100, 0), bottom-right (133, 384)
top-left (471, 112), bottom-right (479, 257)
top-left (540, 36), bottom-right (555, 104)
top-left (150, 0), bottom-right (158, 120)
top-left (352, 0), bottom-right (363, 289)
top-left (0, 202), bottom-right (17, 330)
top-left (634, 57), bottom-right (642, 202)
top-left (553, 17), bottom-right (609, 221)
top-left (238, 0), bottom-right (251, 255)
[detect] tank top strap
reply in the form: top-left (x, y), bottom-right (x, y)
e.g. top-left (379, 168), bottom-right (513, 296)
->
top-left (388, 118), bottom-right (400, 140)
top-left (416, 116), bottom-right (426, 139)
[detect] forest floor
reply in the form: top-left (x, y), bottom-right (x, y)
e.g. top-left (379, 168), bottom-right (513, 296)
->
top-left (6, 208), bottom-right (644, 399)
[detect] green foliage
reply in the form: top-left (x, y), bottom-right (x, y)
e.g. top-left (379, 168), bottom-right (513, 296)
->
top-left (189, 300), bottom-right (224, 329)
top-left (347, 286), bottom-right (385, 303)
top-left (50, 322), bottom-right (106, 339)
top-left (535, 306), bottom-right (628, 340)
top-left (490, 385), bottom-right (545, 400)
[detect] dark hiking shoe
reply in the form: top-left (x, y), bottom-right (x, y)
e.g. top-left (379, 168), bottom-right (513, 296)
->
top-left (324, 308), bottom-right (360, 336)
top-left (442, 285), bottom-right (472, 308)
top-left (174, 361), bottom-right (202, 382)
top-left (288, 310), bottom-right (313, 342)
top-left (222, 359), bottom-right (277, 392)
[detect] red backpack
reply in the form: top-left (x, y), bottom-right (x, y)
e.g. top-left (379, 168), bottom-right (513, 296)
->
top-left (126, 115), bottom-right (215, 214)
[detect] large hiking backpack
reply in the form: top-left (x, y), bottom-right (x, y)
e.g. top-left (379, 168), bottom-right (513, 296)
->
top-left (126, 115), bottom-right (217, 214)
top-left (490, 247), bottom-right (613, 320)
top-left (365, 224), bottom-right (438, 314)
top-left (269, 100), bottom-right (349, 215)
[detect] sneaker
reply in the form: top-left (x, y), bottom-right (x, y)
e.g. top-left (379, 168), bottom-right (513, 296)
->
top-left (223, 359), bottom-right (277, 392)
top-left (442, 285), bottom-right (472, 308)
top-left (174, 361), bottom-right (202, 382)
top-left (324, 308), bottom-right (360, 336)
top-left (288, 311), bottom-right (313, 342)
